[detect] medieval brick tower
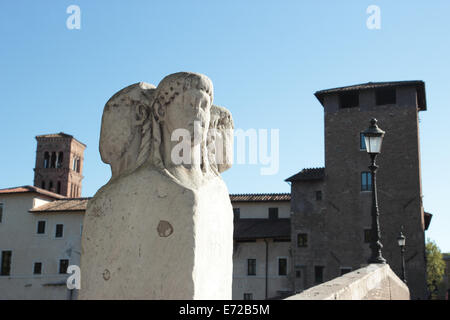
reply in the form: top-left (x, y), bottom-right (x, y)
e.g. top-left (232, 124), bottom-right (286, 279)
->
top-left (287, 81), bottom-right (430, 299)
top-left (33, 133), bottom-right (86, 197)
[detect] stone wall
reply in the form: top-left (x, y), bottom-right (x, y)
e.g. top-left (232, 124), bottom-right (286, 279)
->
top-left (285, 264), bottom-right (409, 300)
top-left (290, 85), bottom-right (428, 299)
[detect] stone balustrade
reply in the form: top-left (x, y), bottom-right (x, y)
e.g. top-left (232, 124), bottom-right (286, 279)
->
top-left (285, 264), bottom-right (409, 300)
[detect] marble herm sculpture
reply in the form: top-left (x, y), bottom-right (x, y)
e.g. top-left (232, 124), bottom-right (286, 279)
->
top-left (79, 72), bottom-right (234, 299)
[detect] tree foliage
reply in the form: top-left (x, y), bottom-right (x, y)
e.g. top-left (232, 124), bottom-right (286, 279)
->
top-left (425, 238), bottom-right (446, 299)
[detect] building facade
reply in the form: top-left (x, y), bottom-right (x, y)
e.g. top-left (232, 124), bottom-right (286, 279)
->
top-left (286, 81), bottom-right (431, 299)
top-left (0, 188), bottom-right (293, 300)
top-left (33, 133), bottom-right (86, 197)
top-left (0, 186), bottom-right (84, 299)
top-left (231, 194), bottom-right (293, 300)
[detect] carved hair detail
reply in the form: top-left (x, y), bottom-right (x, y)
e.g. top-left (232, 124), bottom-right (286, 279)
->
top-left (100, 82), bottom-right (155, 179)
top-left (99, 73), bottom-right (233, 182)
top-left (207, 105), bottom-right (234, 174)
top-left (152, 72), bottom-right (214, 122)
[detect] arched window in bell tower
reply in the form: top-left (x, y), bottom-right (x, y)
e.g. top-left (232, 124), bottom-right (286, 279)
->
top-left (43, 152), bottom-right (50, 168)
top-left (57, 181), bottom-right (61, 194)
top-left (57, 152), bottom-right (63, 168)
top-left (41, 181), bottom-right (46, 189)
top-left (49, 181), bottom-right (54, 191)
top-left (50, 152), bottom-right (56, 168)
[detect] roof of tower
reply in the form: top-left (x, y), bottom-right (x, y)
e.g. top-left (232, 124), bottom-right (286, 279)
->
top-left (285, 167), bottom-right (325, 182)
top-left (35, 132), bottom-right (87, 148)
top-left (314, 80), bottom-right (427, 111)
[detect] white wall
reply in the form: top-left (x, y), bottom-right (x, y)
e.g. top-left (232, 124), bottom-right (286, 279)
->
top-left (232, 201), bottom-right (291, 219)
top-left (231, 200), bottom-right (293, 300)
top-left (0, 193), bottom-right (84, 300)
top-left (232, 239), bottom-right (292, 300)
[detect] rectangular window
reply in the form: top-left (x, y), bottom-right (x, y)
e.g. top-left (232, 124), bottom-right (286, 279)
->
top-left (37, 221), bottom-right (46, 234)
top-left (314, 266), bottom-right (324, 284)
top-left (361, 172), bottom-right (372, 192)
top-left (0, 203), bottom-right (3, 223)
top-left (339, 91), bottom-right (359, 109)
top-left (340, 267), bottom-right (352, 275)
top-left (55, 224), bottom-right (64, 238)
top-left (59, 259), bottom-right (69, 274)
top-left (247, 259), bottom-right (256, 276)
top-left (268, 208), bottom-right (279, 220)
top-left (295, 269), bottom-right (301, 278)
top-left (297, 233), bottom-right (308, 247)
top-left (360, 133), bottom-right (367, 150)
top-left (233, 208), bottom-right (240, 221)
top-left (315, 191), bottom-right (322, 201)
top-left (278, 258), bottom-right (287, 276)
top-left (375, 88), bottom-right (396, 105)
top-left (1, 251), bottom-right (12, 276)
top-left (364, 229), bottom-right (372, 243)
top-left (33, 262), bottom-right (42, 275)
top-left (243, 293), bottom-right (253, 300)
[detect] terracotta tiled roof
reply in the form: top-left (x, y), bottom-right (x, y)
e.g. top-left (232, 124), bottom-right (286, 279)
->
top-left (29, 193), bottom-right (290, 213)
top-left (30, 198), bottom-right (91, 213)
top-left (229, 193), bottom-right (290, 202)
top-left (285, 167), bottom-right (325, 182)
top-left (314, 80), bottom-right (427, 111)
top-left (0, 185), bottom-right (66, 199)
top-left (234, 218), bottom-right (290, 240)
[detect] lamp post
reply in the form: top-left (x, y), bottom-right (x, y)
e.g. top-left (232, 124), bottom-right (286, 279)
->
top-left (362, 118), bottom-right (386, 264)
top-left (397, 230), bottom-right (407, 283)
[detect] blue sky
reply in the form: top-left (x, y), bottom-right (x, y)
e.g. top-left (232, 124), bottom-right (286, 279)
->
top-left (0, 1), bottom-right (449, 251)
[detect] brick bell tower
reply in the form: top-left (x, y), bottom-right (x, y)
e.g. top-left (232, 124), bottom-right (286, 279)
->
top-left (33, 132), bottom-right (86, 197)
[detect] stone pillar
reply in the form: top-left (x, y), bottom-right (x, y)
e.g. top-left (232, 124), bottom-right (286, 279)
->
top-left (79, 73), bottom-right (234, 299)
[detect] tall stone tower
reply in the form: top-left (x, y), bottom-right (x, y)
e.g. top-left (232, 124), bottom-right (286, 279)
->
top-left (33, 132), bottom-right (86, 197)
top-left (287, 81), bottom-right (430, 299)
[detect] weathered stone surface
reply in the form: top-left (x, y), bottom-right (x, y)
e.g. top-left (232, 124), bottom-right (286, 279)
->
top-left (79, 72), bottom-right (234, 299)
top-left (99, 82), bottom-right (156, 180)
top-left (285, 264), bottom-right (409, 300)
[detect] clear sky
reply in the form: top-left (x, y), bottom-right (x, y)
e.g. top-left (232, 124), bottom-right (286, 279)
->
top-left (0, 1), bottom-right (449, 251)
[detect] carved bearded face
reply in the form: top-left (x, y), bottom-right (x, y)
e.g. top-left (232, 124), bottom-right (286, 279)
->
top-left (165, 88), bottom-right (211, 145)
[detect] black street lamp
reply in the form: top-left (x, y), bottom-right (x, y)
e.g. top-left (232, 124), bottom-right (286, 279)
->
top-left (362, 118), bottom-right (386, 264)
top-left (397, 230), bottom-right (407, 283)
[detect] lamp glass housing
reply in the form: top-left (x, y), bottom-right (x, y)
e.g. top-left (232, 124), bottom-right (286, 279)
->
top-left (364, 134), bottom-right (384, 154)
top-left (397, 234), bottom-right (406, 247)
top-left (362, 118), bottom-right (385, 154)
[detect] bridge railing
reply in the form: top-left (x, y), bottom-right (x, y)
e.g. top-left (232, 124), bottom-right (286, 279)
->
top-left (285, 264), bottom-right (409, 300)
